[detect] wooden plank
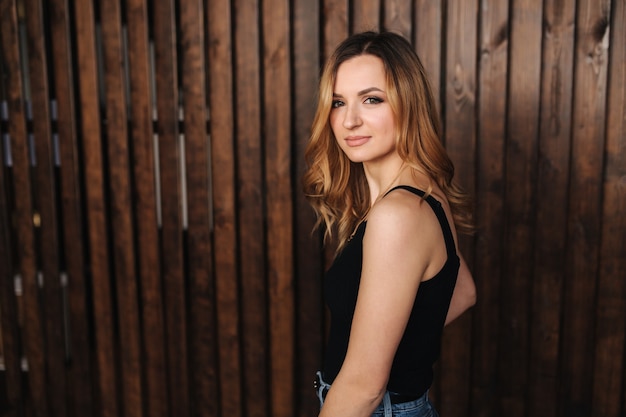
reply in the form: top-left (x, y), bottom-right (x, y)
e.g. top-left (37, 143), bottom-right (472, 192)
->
top-left (206, 0), bottom-right (240, 415)
top-left (0, 0), bottom-right (49, 414)
top-left (73, 0), bottom-right (120, 415)
top-left (262, 1), bottom-right (294, 416)
top-left (124, 0), bottom-right (169, 416)
top-left (23, 0), bottom-right (68, 415)
top-left (528, 1), bottom-right (575, 416)
top-left (498, 1), bottom-right (543, 416)
top-left (413, 0), bottom-right (443, 110)
top-left (471, 1), bottom-right (508, 416)
top-left (292, 1), bottom-right (323, 415)
top-left (99, 1), bottom-right (144, 415)
top-left (234, 0), bottom-right (266, 415)
top-left (151, 0), bottom-right (187, 414)
top-left (561, 0), bottom-right (610, 414)
top-left (352, 0), bottom-right (380, 33)
top-left (178, 1), bottom-right (217, 417)
top-left (440, 0), bottom-right (477, 415)
top-left (47, 0), bottom-right (95, 414)
top-left (323, 0), bottom-right (349, 57)
top-left (592, 1), bottom-right (626, 415)
top-left (0, 90), bottom-right (22, 417)
top-left (383, 0), bottom-right (411, 39)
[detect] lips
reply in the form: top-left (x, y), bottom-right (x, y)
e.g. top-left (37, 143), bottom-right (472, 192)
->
top-left (344, 136), bottom-right (370, 147)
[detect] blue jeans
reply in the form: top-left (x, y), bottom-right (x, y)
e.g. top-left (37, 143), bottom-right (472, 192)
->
top-left (315, 371), bottom-right (439, 417)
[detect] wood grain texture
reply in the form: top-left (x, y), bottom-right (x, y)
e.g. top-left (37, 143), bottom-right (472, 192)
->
top-left (591, 1), bottom-right (626, 415)
top-left (207, 0), bottom-right (240, 416)
top-left (562, 1), bottom-right (610, 415)
top-left (528, 1), bottom-right (576, 416)
top-left (47, 0), bottom-right (95, 414)
top-left (293, 1), bottom-right (324, 416)
top-left (73, 0), bottom-right (119, 415)
top-left (234, 1), bottom-right (267, 416)
top-left (472, 1), bottom-right (509, 415)
top-left (352, 0), bottom-right (380, 32)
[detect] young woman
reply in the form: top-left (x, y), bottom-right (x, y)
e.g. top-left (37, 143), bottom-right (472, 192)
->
top-left (303, 31), bottom-right (477, 417)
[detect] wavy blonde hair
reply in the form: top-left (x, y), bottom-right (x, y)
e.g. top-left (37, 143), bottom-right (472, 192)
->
top-left (303, 31), bottom-right (473, 250)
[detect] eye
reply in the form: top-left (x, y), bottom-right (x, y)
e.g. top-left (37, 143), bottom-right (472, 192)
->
top-left (364, 96), bottom-right (383, 104)
top-left (331, 99), bottom-right (344, 108)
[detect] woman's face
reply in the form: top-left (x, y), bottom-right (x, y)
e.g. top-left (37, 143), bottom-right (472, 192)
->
top-left (330, 54), bottom-right (397, 165)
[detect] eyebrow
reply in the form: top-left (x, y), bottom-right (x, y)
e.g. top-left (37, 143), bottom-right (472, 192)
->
top-left (333, 87), bottom-right (385, 97)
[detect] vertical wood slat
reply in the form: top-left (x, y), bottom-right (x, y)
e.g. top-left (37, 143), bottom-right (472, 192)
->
top-left (293, 0), bottom-right (323, 416)
top-left (47, 0), bottom-right (95, 414)
top-left (499, 1), bottom-right (543, 417)
top-left (592, 0), bottom-right (626, 414)
top-left (562, 0), bottom-right (611, 415)
top-left (151, 0), bottom-right (186, 415)
top-left (23, 0), bottom-right (68, 416)
top-left (262, 1), bottom-right (294, 416)
top-left (0, 47), bottom-right (22, 415)
top-left (234, 1), bottom-right (266, 416)
top-left (207, 0), bottom-right (240, 415)
top-left (529, 0), bottom-right (576, 416)
top-left (0, 1), bottom-right (49, 415)
top-left (440, 1), bottom-right (477, 416)
top-left (413, 0), bottom-right (443, 109)
top-left (383, 0), bottom-right (411, 38)
top-left (323, 0), bottom-right (349, 56)
top-left (98, 1), bottom-right (144, 416)
top-left (124, 0), bottom-right (169, 415)
top-left (73, 0), bottom-right (119, 416)
top-left (352, 0), bottom-right (380, 32)
top-left (178, 1), bottom-right (217, 417)
top-left (472, 1), bottom-right (509, 415)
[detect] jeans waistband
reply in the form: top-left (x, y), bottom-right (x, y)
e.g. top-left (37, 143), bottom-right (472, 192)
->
top-left (314, 371), bottom-right (426, 412)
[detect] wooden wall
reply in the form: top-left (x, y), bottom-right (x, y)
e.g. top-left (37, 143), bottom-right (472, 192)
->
top-left (0, 0), bottom-right (624, 416)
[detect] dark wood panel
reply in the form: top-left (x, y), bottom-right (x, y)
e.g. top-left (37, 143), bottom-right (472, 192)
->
top-left (0, 1), bottom-right (49, 415)
top-left (151, 0), bottom-right (187, 414)
top-left (440, 1), bottom-right (477, 416)
top-left (471, 1), bottom-right (508, 416)
top-left (262, 1), bottom-right (294, 416)
top-left (73, 0), bottom-right (119, 415)
top-left (206, 0), bottom-right (240, 416)
top-left (23, 0), bottom-right (68, 415)
top-left (413, 0), bottom-right (443, 109)
top-left (323, 0), bottom-right (349, 57)
top-left (592, 1), bottom-right (626, 415)
top-left (383, 0), bottom-right (411, 38)
top-left (562, 1), bottom-right (610, 415)
top-left (352, 0), bottom-right (380, 32)
top-left (293, 0), bottom-right (323, 415)
top-left (178, 1), bottom-right (217, 417)
top-left (47, 0), bottom-right (95, 414)
top-left (99, 1), bottom-right (144, 415)
top-left (124, 0), bottom-right (169, 415)
top-left (528, 1), bottom-right (576, 416)
top-left (499, 1), bottom-right (543, 416)
top-left (234, 1), bottom-right (267, 416)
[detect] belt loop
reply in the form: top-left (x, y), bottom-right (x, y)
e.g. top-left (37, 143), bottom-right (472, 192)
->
top-left (383, 391), bottom-right (392, 417)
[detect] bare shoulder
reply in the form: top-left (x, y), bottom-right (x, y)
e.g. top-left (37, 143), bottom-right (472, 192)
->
top-left (365, 188), bottom-right (443, 253)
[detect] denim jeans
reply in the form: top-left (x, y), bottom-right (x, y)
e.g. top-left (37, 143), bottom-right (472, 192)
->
top-left (315, 371), bottom-right (439, 417)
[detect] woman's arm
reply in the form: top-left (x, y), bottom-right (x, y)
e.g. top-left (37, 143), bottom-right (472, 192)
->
top-left (319, 194), bottom-right (443, 416)
top-left (445, 253), bottom-right (476, 325)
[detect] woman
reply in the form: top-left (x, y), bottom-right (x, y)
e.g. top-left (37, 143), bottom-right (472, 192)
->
top-left (303, 31), bottom-right (476, 417)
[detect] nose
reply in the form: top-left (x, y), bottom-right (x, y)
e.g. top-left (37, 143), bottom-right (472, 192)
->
top-left (342, 105), bottom-right (362, 129)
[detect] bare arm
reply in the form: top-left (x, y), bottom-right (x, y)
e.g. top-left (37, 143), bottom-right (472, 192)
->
top-left (445, 253), bottom-right (476, 325)
top-left (319, 195), bottom-right (443, 416)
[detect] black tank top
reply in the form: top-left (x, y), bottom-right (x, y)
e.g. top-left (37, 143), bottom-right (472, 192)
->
top-left (322, 185), bottom-right (460, 396)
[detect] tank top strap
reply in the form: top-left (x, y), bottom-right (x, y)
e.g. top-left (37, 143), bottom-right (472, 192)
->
top-left (384, 185), bottom-right (457, 257)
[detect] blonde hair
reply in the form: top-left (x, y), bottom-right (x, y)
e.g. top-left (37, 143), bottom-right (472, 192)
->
top-left (303, 31), bottom-right (473, 250)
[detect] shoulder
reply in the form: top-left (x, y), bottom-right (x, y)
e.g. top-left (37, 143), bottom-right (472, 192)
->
top-left (364, 188), bottom-right (442, 253)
